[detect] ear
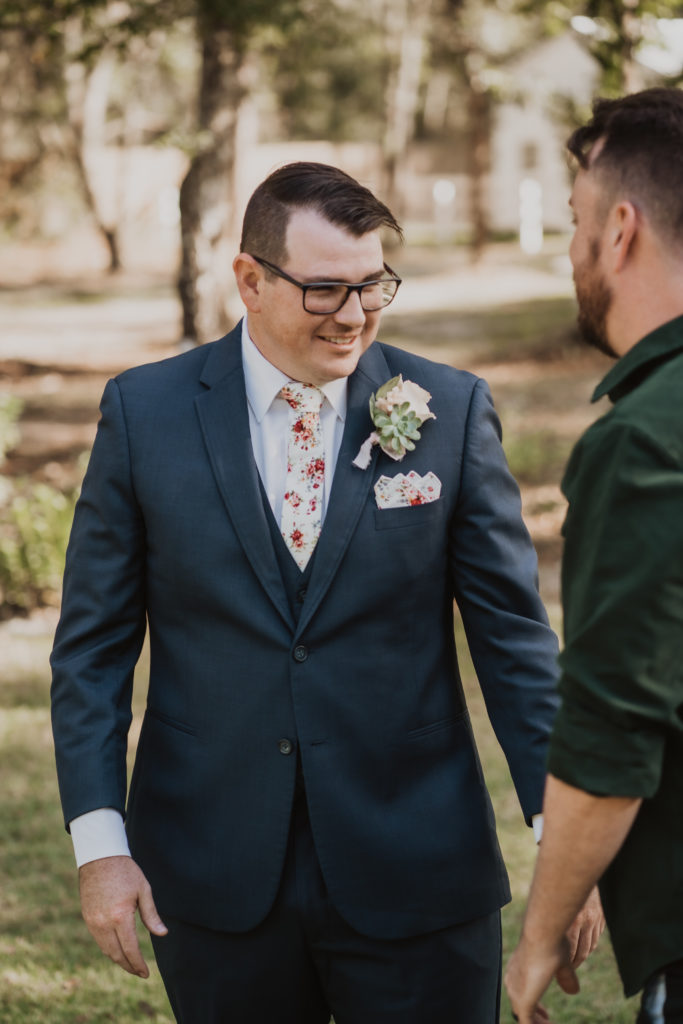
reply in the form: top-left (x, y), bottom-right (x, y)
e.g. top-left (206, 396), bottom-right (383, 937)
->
top-left (606, 201), bottom-right (638, 273)
top-left (233, 253), bottom-right (265, 312)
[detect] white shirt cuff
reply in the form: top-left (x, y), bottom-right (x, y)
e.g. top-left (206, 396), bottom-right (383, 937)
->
top-left (531, 812), bottom-right (544, 844)
top-left (69, 808), bottom-right (131, 868)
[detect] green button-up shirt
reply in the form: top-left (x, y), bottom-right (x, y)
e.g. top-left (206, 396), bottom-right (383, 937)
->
top-left (548, 315), bottom-right (683, 997)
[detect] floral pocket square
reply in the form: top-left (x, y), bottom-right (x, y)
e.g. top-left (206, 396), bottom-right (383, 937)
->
top-left (374, 471), bottom-right (442, 509)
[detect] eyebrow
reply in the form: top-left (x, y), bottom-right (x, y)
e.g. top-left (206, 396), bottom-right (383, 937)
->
top-left (299, 268), bottom-right (387, 285)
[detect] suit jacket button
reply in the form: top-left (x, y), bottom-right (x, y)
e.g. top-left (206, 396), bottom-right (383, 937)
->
top-left (293, 644), bottom-right (308, 662)
top-left (278, 739), bottom-right (293, 755)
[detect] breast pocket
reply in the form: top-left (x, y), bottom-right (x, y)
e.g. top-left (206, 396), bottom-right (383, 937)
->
top-left (374, 501), bottom-right (441, 530)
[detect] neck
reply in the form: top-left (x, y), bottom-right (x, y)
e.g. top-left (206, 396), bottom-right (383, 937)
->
top-left (607, 255), bottom-right (683, 358)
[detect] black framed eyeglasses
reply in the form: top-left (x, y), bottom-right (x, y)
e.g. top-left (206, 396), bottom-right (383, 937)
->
top-left (251, 255), bottom-right (402, 314)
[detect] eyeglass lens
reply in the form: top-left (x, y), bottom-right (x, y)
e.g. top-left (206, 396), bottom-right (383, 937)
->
top-left (304, 279), bottom-right (398, 314)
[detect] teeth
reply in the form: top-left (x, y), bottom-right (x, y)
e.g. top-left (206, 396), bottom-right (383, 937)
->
top-left (322, 336), bottom-right (355, 345)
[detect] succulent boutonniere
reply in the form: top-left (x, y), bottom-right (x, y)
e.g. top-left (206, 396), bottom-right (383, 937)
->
top-left (352, 375), bottom-right (436, 469)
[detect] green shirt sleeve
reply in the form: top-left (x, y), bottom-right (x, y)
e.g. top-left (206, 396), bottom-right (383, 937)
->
top-left (548, 419), bottom-right (683, 798)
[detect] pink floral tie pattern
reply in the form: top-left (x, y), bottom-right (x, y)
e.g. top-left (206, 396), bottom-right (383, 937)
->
top-left (280, 383), bottom-right (325, 570)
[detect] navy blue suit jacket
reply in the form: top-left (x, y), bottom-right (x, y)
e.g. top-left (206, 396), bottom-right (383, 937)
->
top-left (51, 323), bottom-right (559, 938)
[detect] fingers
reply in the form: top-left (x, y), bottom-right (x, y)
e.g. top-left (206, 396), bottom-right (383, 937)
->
top-left (564, 921), bottom-right (580, 964)
top-left (511, 1001), bottom-right (551, 1024)
top-left (82, 892), bottom-right (147, 977)
top-left (555, 964), bottom-right (580, 995)
top-left (79, 855), bottom-right (164, 977)
top-left (100, 913), bottom-right (150, 977)
top-left (566, 886), bottom-right (605, 966)
top-left (504, 942), bottom-right (559, 1024)
top-left (83, 897), bottom-right (150, 977)
top-left (138, 878), bottom-right (168, 938)
top-left (569, 920), bottom-right (592, 967)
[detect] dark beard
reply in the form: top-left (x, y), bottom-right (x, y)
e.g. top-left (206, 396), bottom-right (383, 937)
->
top-left (575, 241), bottom-right (619, 359)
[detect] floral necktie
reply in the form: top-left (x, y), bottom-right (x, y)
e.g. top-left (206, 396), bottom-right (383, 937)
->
top-left (279, 382), bottom-right (325, 570)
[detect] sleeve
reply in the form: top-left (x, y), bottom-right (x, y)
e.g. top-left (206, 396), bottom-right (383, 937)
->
top-left (69, 808), bottom-right (131, 867)
top-left (548, 423), bottom-right (683, 797)
top-left (50, 378), bottom-right (147, 829)
top-left (449, 378), bottom-right (560, 822)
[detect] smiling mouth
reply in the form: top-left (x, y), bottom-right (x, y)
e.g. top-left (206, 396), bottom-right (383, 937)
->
top-left (319, 334), bottom-right (357, 346)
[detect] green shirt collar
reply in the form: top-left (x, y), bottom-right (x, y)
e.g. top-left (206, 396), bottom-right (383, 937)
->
top-left (592, 314), bottom-right (683, 404)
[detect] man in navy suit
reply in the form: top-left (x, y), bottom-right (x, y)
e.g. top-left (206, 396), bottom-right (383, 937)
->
top-left (51, 162), bottom-right (593, 1023)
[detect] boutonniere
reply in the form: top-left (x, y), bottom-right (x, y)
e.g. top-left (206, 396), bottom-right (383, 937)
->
top-left (352, 375), bottom-right (436, 470)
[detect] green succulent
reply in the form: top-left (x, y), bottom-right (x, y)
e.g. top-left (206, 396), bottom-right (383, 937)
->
top-left (370, 400), bottom-right (422, 457)
top-left (354, 374), bottom-right (435, 466)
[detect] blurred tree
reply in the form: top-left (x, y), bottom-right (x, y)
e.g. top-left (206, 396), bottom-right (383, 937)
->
top-left (257, 2), bottom-right (388, 143)
top-left (0, 1), bottom-right (194, 272)
top-left (0, 0), bottom-right (301, 339)
top-left (380, 0), bottom-right (436, 215)
top-left (175, 0), bottom-right (302, 345)
top-left (525, 0), bottom-right (683, 95)
top-left (427, 0), bottom-right (547, 260)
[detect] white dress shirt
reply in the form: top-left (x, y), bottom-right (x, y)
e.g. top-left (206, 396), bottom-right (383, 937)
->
top-left (239, 318), bottom-right (347, 524)
top-left (69, 318), bottom-right (348, 867)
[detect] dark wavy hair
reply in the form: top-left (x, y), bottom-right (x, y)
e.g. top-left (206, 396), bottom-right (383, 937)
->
top-left (567, 88), bottom-right (683, 251)
top-left (239, 161), bottom-right (403, 264)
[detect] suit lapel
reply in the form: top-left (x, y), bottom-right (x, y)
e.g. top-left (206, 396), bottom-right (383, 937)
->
top-left (194, 327), bottom-right (294, 631)
top-left (297, 342), bottom-right (390, 636)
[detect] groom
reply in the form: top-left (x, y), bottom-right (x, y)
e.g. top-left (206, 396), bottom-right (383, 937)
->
top-left (52, 162), bottom-right (576, 1023)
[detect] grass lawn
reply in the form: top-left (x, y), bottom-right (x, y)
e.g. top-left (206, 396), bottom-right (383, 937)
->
top-left (1, 625), bottom-right (173, 1023)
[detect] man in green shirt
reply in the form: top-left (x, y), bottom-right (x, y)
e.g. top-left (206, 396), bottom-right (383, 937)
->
top-left (505, 88), bottom-right (683, 1023)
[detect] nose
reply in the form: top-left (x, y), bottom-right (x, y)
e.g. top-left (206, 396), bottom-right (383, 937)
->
top-left (334, 288), bottom-right (366, 326)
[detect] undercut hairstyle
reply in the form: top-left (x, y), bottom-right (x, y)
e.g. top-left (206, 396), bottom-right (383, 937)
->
top-left (239, 161), bottom-right (403, 265)
top-left (567, 88), bottom-right (683, 252)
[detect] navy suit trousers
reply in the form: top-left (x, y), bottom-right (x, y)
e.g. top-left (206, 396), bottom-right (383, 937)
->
top-left (151, 786), bottom-right (502, 1024)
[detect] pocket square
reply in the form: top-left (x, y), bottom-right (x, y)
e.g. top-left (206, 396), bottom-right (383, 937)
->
top-left (374, 471), bottom-right (442, 509)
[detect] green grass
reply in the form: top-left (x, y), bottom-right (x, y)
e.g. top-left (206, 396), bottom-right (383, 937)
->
top-left (503, 429), bottom-right (575, 486)
top-left (0, 620), bottom-right (640, 1023)
top-left (458, 622), bottom-right (640, 1023)
top-left (381, 296), bottom-right (581, 365)
top-left (0, 629), bottom-right (173, 1023)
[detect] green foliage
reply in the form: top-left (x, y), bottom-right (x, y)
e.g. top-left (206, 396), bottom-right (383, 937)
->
top-left (1, 391), bottom-right (79, 614)
top-left (369, 376), bottom-right (425, 458)
top-left (0, 479), bottom-right (78, 614)
top-left (0, 393), bottom-right (22, 462)
top-left (257, 4), bottom-right (390, 141)
top-left (503, 429), bottom-right (573, 485)
top-left (524, 0), bottom-right (683, 95)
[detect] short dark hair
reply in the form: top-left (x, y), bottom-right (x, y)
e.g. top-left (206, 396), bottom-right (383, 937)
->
top-left (567, 88), bottom-right (683, 251)
top-left (239, 161), bottom-right (403, 264)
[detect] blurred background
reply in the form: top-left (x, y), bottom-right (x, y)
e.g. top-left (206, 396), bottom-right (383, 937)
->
top-left (1, 1), bottom-right (682, 1020)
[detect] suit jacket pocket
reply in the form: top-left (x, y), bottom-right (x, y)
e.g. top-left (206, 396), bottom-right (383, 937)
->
top-left (407, 709), bottom-right (469, 739)
top-left (146, 705), bottom-right (197, 736)
top-left (374, 501), bottom-right (441, 530)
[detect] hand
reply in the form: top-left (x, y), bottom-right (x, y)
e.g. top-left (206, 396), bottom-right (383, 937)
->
top-left (505, 886), bottom-right (604, 1022)
top-left (504, 933), bottom-right (578, 1024)
top-left (79, 855), bottom-right (168, 977)
top-left (564, 886), bottom-right (605, 967)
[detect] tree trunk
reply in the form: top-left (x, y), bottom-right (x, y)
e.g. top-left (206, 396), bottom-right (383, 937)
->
top-left (620, 0), bottom-right (644, 93)
top-left (178, 28), bottom-right (246, 346)
top-left (382, 0), bottom-right (432, 217)
top-left (64, 44), bottom-right (122, 273)
top-left (465, 73), bottom-right (491, 264)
